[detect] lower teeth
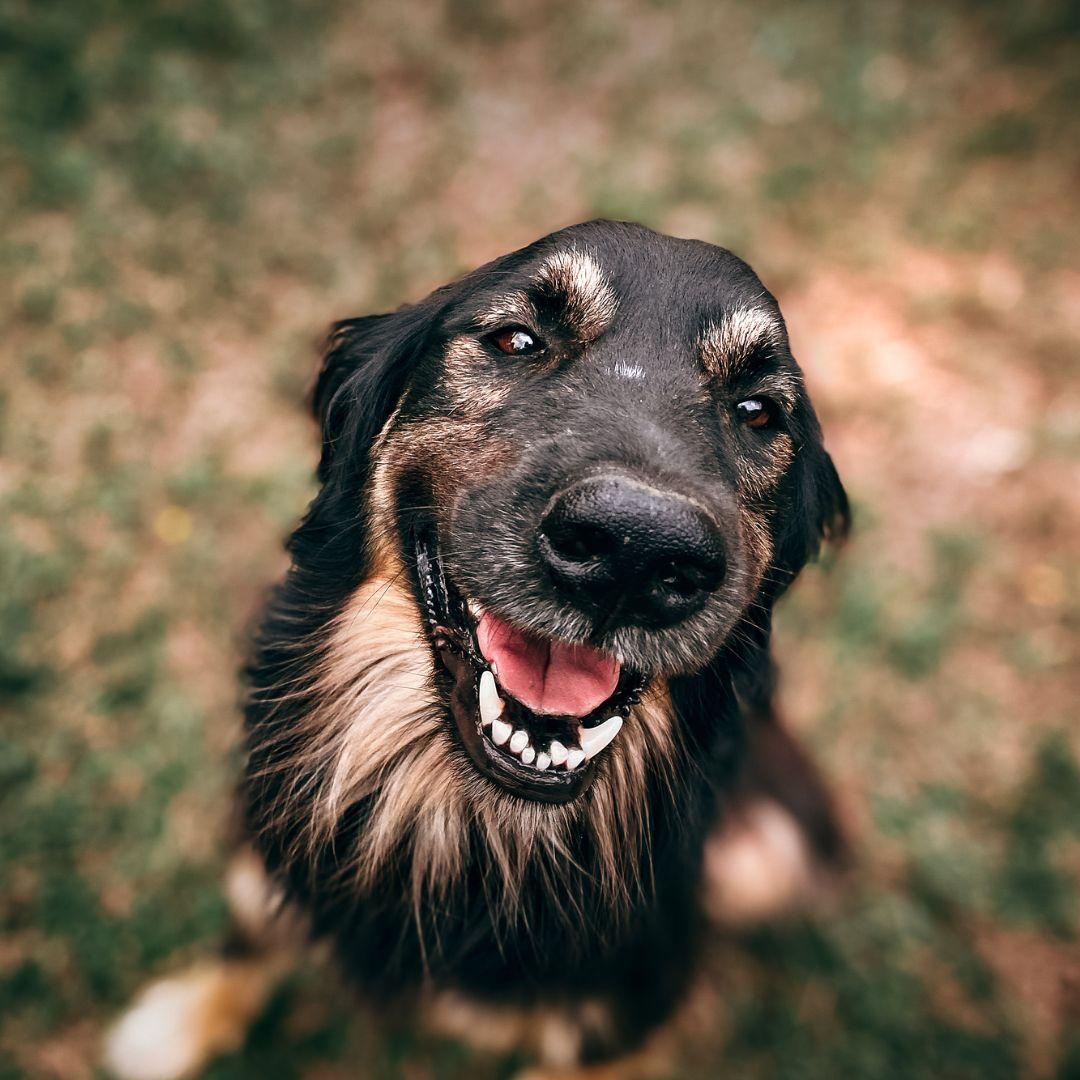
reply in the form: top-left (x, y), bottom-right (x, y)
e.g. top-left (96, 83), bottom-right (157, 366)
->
top-left (478, 668), bottom-right (623, 774)
top-left (485, 728), bottom-right (587, 773)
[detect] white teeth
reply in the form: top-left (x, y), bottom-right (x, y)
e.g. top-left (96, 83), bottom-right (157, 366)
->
top-left (480, 667), bottom-right (625, 772)
top-left (579, 715), bottom-right (623, 760)
top-left (467, 598), bottom-right (483, 619)
top-left (478, 669), bottom-right (504, 727)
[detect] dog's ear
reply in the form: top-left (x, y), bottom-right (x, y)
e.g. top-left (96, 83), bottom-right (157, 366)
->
top-left (288, 303), bottom-right (436, 580)
top-left (723, 428), bottom-right (847, 724)
top-left (770, 418), bottom-right (849, 596)
top-left (312, 310), bottom-right (427, 485)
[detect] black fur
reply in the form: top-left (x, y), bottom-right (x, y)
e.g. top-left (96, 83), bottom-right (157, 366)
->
top-left (242, 220), bottom-right (848, 1063)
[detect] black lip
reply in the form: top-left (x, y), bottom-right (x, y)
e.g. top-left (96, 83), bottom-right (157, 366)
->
top-left (413, 535), bottom-right (645, 804)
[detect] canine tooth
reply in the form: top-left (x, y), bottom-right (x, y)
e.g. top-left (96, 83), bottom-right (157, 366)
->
top-left (535, 752), bottom-right (551, 771)
top-left (548, 740), bottom-right (568, 767)
top-left (520, 746), bottom-right (535, 765)
top-left (467, 599), bottom-right (483, 619)
top-left (579, 716), bottom-right (623, 760)
top-left (509, 729), bottom-right (529, 754)
top-left (566, 747), bottom-right (585, 770)
top-left (479, 669), bottom-right (504, 727)
top-left (491, 717), bottom-right (511, 746)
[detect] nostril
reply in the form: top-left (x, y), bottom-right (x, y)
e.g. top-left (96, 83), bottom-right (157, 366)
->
top-left (657, 560), bottom-right (706, 598)
top-left (545, 520), bottom-right (614, 564)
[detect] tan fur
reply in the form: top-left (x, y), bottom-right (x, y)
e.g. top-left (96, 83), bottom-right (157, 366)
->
top-left (224, 844), bottom-right (309, 950)
top-left (736, 431), bottom-right (795, 502)
top-left (442, 335), bottom-right (516, 411)
top-left (364, 401), bottom-right (411, 574)
top-left (166, 963), bottom-right (277, 1051)
top-left (536, 248), bottom-right (618, 339)
top-left (249, 565), bottom-right (679, 926)
top-left (739, 508), bottom-right (774, 587)
top-left (698, 310), bottom-right (798, 504)
top-left (699, 308), bottom-right (786, 381)
top-left (475, 290), bottom-right (540, 331)
top-left (427, 993), bottom-right (629, 1074)
top-left (103, 960), bottom-right (287, 1080)
top-left (514, 1057), bottom-right (667, 1080)
top-left (368, 408), bottom-right (517, 554)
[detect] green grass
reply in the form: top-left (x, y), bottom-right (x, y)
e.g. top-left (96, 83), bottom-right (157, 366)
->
top-left (1, 0), bottom-right (1078, 1076)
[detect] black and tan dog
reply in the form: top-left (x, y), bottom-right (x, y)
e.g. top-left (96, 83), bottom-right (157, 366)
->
top-left (106, 221), bottom-right (848, 1078)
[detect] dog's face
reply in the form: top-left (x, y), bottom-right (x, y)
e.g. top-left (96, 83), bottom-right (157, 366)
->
top-left (311, 221), bottom-right (847, 811)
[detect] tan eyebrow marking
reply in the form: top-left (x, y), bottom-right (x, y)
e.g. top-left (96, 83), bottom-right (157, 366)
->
top-left (535, 246), bottom-right (618, 339)
top-left (700, 307), bottom-right (785, 379)
top-left (475, 291), bottom-right (538, 331)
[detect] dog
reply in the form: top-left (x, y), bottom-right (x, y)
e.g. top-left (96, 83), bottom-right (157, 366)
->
top-left (105, 220), bottom-right (849, 1078)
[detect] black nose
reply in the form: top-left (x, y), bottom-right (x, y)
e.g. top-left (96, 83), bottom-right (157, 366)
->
top-left (538, 474), bottom-right (727, 628)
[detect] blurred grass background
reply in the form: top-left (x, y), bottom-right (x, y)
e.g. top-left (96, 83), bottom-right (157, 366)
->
top-left (1, 1), bottom-right (1078, 1076)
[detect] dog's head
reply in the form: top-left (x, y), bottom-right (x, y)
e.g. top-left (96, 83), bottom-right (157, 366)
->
top-left (300, 221), bottom-right (847, 816)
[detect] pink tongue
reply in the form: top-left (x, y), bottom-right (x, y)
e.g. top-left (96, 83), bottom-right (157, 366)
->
top-left (476, 613), bottom-right (620, 717)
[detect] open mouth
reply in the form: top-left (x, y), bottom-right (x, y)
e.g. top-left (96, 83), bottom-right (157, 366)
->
top-left (415, 538), bottom-right (646, 803)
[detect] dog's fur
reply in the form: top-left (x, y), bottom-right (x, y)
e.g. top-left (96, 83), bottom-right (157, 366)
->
top-left (106, 221), bottom-right (848, 1078)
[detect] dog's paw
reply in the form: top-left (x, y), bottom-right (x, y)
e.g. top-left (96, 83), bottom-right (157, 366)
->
top-left (512, 1058), bottom-right (662, 1080)
top-left (103, 962), bottom-right (272, 1080)
top-left (703, 797), bottom-right (826, 925)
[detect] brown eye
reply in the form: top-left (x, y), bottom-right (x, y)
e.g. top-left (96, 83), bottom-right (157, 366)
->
top-left (736, 398), bottom-right (773, 429)
top-left (490, 326), bottom-right (543, 356)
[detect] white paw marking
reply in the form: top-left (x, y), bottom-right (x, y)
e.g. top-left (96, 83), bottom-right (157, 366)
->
top-left (704, 799), bottom-right (815, 924)
top-left (103, 964), bottom-right (267, 1080)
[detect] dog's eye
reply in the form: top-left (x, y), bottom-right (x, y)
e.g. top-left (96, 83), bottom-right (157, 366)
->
top-left (489, 327), bottom-right (543, 356)
top-left (735, 398), bottom-right (774, 429)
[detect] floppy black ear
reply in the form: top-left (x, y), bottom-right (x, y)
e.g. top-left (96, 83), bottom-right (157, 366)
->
top-left (719, 431), bottom-right (848, 734)
top-left (288, 303), bottom-right (435, 584)
top-left (770, 427), bottom-right (850, 597)
top-left (312, 310), bottom-right (422, 485)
